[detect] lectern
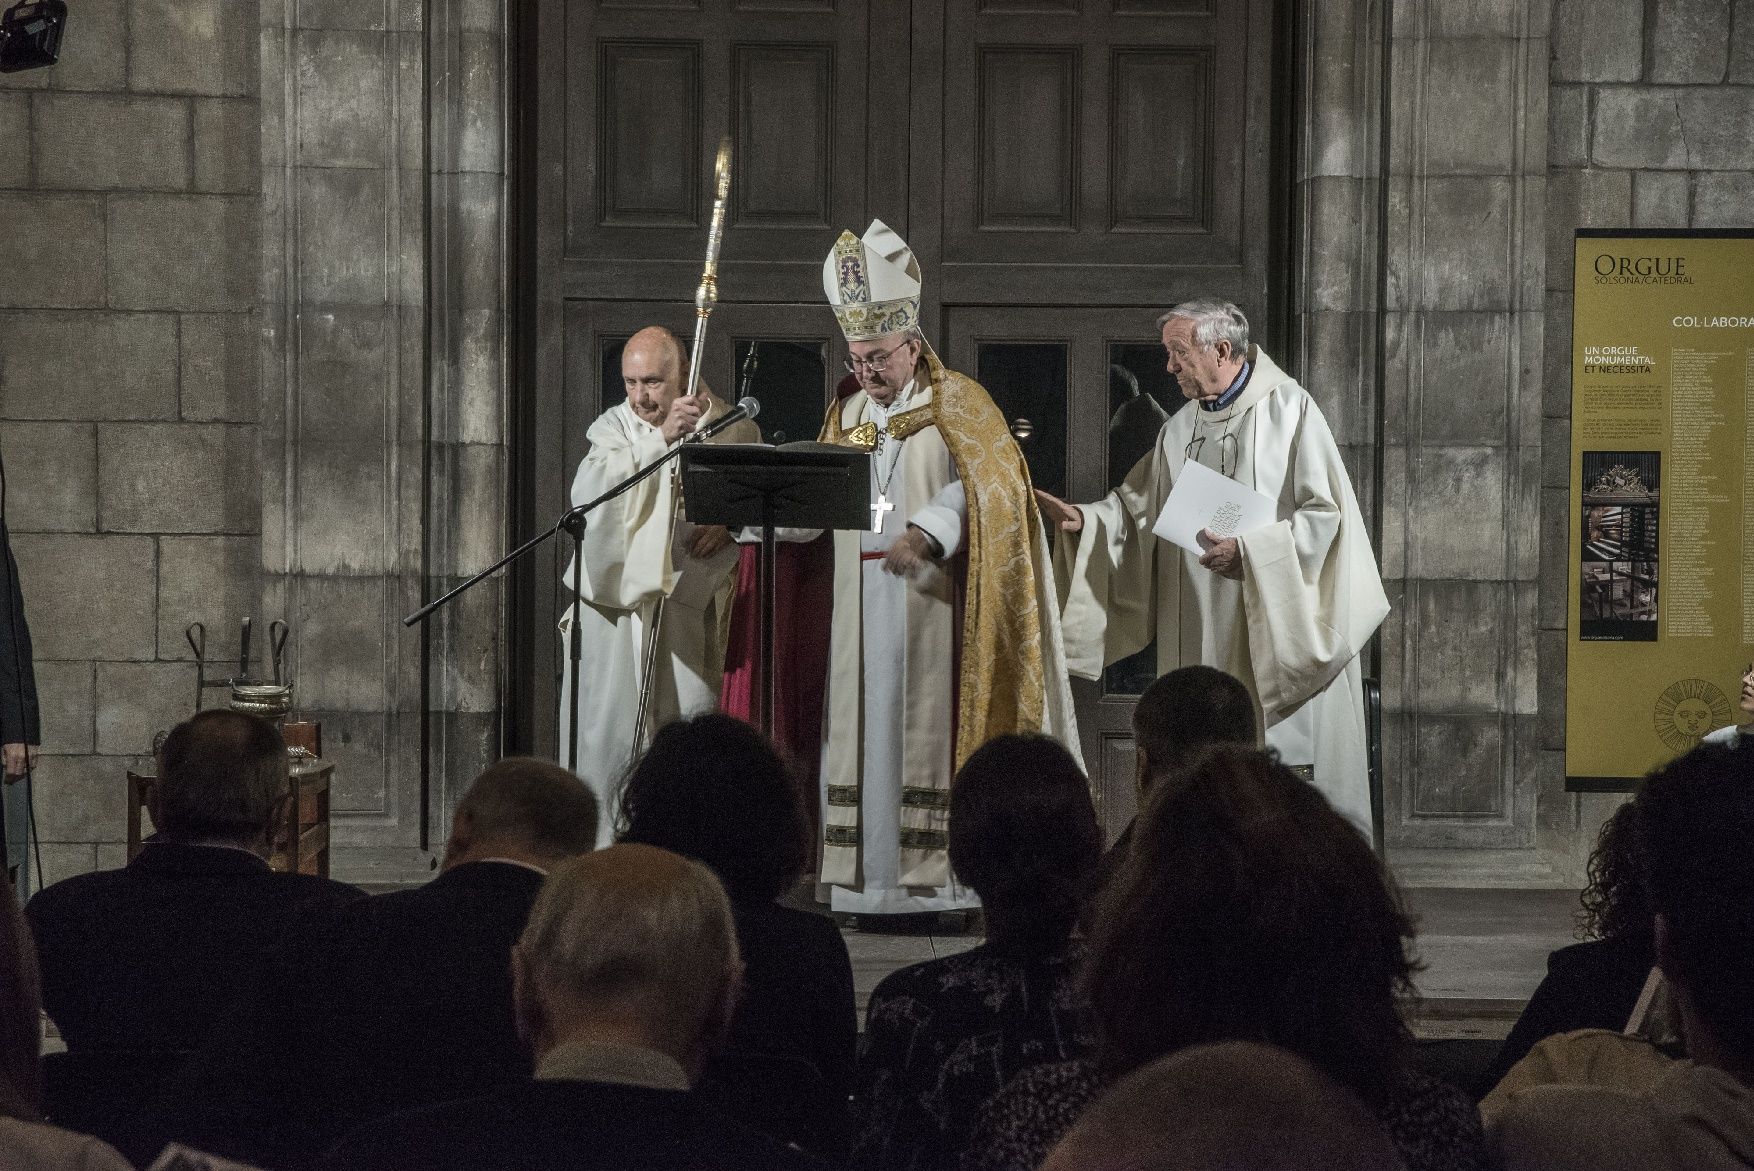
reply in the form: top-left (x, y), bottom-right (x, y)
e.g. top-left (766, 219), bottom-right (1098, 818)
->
top-left (681, 443), bottom-right (870, 734)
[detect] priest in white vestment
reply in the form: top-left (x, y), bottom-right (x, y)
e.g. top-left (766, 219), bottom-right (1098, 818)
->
top-left (804, 221), bottom-right (1078, 916)
top-left (1037, 300), bottom-right (1387, 839)
top-left (558, 326), bottom-right (759, 846)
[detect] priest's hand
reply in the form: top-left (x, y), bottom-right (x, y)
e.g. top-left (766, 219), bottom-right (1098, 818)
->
top-left (882, 526), bottom-right (934, 578)
top-left (660, 396), bottom-right (705, 443)
top-left (1034, 489), bottom-right (1084, 533)
top-left (684, 524), bottom-right (732, 560)
top-left (3, 743), bottom-right (37, 779)
top-left (1197, 529), bottom-right (1243, 580)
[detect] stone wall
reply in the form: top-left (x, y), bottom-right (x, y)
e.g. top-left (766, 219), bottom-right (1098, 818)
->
top-left (0, 0), bottom-right (261, 888)
top-left (0, 0), bottom-right (507, 889)
top-left (1534, 0), bottom-right (1754, 876)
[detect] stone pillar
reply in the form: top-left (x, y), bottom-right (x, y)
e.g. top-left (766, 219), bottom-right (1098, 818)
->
top-left (259, 0), bottom-right (507, 883)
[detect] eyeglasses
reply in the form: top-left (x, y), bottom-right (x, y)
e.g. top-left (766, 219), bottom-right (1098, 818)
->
top-left (844, 345), bottom-right (909, 374)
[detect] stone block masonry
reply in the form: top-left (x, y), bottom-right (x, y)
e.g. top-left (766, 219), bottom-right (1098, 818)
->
top-left (0, 0), bottom-right (262, 882)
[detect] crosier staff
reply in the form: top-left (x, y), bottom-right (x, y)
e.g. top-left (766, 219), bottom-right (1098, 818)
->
top-left (630, 135), bottom-right (734, 761)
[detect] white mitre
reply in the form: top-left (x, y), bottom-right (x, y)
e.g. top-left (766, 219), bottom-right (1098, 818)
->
top-left (822, 219), bottom-right (921, 342)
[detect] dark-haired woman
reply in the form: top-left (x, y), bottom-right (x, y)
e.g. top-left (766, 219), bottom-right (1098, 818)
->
top-left (962, 744), bottom-right (1486, 1171)
top-left (854, 734), bottom-right (1101, 1171)
top-left (619, 713), bottom-right (856, 1155)
top-left (1476, 800), bottom-right (1657, 1094)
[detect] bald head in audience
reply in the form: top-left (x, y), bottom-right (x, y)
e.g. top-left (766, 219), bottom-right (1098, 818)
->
top-left (441, 757), bottom-right (600, 872)
top-left (512, 844), bottom-right (743, 1083)
top-left (1041, 1042), bottom-right (1405, 1171)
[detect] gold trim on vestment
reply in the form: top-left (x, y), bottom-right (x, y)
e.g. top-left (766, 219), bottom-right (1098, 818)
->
top-left (886, 404), bottom-right (935, 441)
top-left (824, 825), bottom-right (859, 848)
top-left (898, 828), bottom-right (948, 851)
top-left (825, 785), bottom-right (860, 807)
top-left (900, 787), bottom-right (951, 810)
top-left (833, 421), bottom-right (879, 451)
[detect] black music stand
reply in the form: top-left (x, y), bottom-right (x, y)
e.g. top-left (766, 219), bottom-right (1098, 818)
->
top-left (681, 443), bottom-right (870, 735)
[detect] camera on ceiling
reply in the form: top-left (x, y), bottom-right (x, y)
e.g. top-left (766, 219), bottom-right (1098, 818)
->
top-left (0, 0), bottom-right (67, 74)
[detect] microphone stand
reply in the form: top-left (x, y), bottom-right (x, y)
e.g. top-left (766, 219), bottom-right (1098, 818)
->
top-left (402, 401), bottom-right (757, 775)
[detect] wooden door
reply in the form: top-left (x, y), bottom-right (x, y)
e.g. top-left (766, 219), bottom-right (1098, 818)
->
top-left (519, 0), bottom-right (1295, 823)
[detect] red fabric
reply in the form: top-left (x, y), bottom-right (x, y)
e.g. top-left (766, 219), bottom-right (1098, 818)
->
top-left (720, 536), bottom-right (836, 855)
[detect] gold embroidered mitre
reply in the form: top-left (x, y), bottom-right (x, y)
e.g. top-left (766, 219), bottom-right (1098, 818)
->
top-left (822, 220), bottom-right (921, 343)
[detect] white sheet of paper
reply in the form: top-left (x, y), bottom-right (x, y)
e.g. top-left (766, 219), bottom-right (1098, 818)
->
top-left (1151, 458), bottom-right (1279, 556)
top-left (668, 518), bottom-right (740, 609)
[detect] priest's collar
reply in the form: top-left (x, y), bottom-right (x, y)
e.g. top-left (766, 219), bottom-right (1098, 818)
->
top-left (1200, 360), bottom-right (1252, 412)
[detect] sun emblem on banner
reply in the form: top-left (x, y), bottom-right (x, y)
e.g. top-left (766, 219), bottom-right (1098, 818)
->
top-left (1652, 678), bottom-right (1732, 752)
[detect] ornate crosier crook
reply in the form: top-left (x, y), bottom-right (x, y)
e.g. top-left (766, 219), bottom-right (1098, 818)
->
top-left (684, 136), bottom-right (732, 402)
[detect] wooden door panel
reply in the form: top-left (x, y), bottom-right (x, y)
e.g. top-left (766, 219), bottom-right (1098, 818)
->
top-left (563, 0), bottom-right (902, 305)
top-left (933, 0), bottom-right (1268, 306)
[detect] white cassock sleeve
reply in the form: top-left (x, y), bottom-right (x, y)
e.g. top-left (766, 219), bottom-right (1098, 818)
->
top-left (908, 477), bottom-right (965, 558)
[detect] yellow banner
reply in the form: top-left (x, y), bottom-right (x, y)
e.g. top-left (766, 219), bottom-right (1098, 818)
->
top-left (1567, 232), bottom-right (1754, 786)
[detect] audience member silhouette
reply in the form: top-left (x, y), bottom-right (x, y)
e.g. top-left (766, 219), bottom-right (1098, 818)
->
top-left (27, 710), bottom-right (361, 1055)
top-left (1477, 800), bottom-right (1656, 1093)
top-left (1092, 665), bottom-right (1256, 898)
top-left (1040, 1042), bottom-right (1405, 1171)
top-left (162, 756), bottom-right (599, 1166)
top-left (855, 734), bottom-right (1101, 1171)
top-left (0, 874), bottom-right (133, 1170)
top-left (619, 713), bottom-right (855, 1156)
top-left (1487, 742), bottom-right (1754, 1170)
top-left (963, 745), bottom-right (1486, 1171)
top-left (316, 844), bottom-right (825, 1170)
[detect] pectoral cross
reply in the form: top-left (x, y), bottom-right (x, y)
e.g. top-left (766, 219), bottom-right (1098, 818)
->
top-left (870, 494), bottom-right (895, 533)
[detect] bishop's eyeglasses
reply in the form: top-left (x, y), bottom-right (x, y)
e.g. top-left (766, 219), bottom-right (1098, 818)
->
top-left (844, 345), bottom-right (907, 375)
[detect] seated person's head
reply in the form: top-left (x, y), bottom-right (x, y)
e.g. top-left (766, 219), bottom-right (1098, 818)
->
top-left (618, 714), bottom-right (807, 905)
top-left (1578, 799), bottom-right (1650, 945)
top-left (1041, 1041), bottom-right (1404, 1171)
top-left (513, 843), bottom-right (741, 1082)
top-left (443, 757), bottom-right (598, 871)
top-left (1131, 666), bottom-right (1255, 792)
top-left (1635, 742), bottom-right (1754, 1076)
top-left (152, 710), bottom-right (290, 853)
top-left (1087, 744), bottom-right (1416, 1104)
top-left (949, 733), bottom-right (1100, 952)
top-left (0, 876), bottom-right (41, 1122)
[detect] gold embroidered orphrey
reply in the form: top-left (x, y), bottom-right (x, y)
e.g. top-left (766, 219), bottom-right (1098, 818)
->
top-left (819, 344), bottom-right (1054, 879)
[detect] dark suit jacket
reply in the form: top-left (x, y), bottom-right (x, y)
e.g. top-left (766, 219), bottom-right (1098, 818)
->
top-left (314, 1079), bottom-right (828, 1171)
top-left (694, 900), bottom-right (857, 1156)
top-left (161, 860), bottom-right (548, 1167)
top-left (725, 899), bottom-right (856, 1101)
top-left (24, 841), bottom-right (360, 1053)
top-left (0, 519), bottom-right (39, 747)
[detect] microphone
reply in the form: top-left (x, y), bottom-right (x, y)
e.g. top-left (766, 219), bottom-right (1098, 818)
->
top-left (688, 396), bottom-right (760, 442)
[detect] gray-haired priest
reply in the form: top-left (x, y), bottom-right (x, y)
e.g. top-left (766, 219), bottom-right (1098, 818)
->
top-left (809, 220), bottom-right (1079, 917)
top-left (1036, 300), bottom-right (1387, 839)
